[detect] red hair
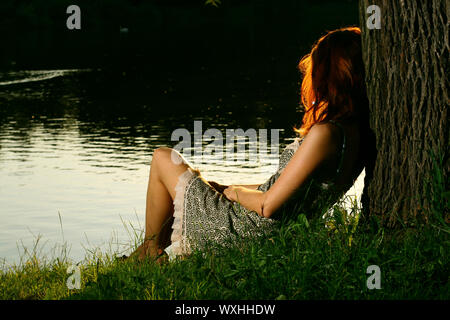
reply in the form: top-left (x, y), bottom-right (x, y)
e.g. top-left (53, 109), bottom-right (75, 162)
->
top-left (296, 27), bottom-right (368, 136)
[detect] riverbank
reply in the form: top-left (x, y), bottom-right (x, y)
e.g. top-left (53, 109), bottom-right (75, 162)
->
top-left (0, 205), bottom-right (448, 300)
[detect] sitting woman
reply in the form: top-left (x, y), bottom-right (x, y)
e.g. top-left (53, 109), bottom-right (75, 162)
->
top-left (133, 26), bottom-right (370, 261)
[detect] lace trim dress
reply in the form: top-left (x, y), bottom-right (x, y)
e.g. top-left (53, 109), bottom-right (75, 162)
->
top-left (165, 121), bottom-right (347, 260)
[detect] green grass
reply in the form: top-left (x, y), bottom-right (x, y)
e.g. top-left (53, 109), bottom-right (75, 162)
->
top-left (0, 203), bottom-right (448, 300)
top-left (1, 155), bottom-right (448, 300)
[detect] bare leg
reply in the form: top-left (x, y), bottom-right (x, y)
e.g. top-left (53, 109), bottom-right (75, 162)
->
top-left (135, 147), bottom-right (191, 260)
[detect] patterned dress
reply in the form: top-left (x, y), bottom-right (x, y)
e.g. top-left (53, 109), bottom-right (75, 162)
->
top-left (165, 122), bottom-right (347, 260)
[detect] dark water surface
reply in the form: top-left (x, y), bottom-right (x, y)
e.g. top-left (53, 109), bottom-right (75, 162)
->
top-left (0, 68), bottom-right (301, 265)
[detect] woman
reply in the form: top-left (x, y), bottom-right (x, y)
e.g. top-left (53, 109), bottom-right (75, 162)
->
top-left (133, 26), bottom-right (370, 261)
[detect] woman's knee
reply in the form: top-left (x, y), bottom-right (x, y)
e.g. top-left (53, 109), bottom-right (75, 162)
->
top-left (152, 147), bottom-right (171, 162)
top-left (152, 147), bottom-right (187, 168)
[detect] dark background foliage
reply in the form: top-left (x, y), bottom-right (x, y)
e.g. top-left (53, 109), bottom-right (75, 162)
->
top-left (0, 0), bottom-right (359, 72)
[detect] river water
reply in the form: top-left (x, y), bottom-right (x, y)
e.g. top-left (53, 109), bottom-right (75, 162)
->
top-left (0, 68), bottom-right (364, 267)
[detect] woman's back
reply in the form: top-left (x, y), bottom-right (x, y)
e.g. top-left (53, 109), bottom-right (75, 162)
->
top-left (314, 120), bottom-right (364, 191)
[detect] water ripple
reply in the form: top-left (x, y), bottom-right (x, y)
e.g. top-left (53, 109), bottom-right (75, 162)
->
top-left (0, 69), bottom-right (90, 86)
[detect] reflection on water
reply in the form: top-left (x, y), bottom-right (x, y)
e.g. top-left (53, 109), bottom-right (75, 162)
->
top-left (0, 69), bottom-right (300, 266)
top-left (0, 70), bottom-right (89, 86)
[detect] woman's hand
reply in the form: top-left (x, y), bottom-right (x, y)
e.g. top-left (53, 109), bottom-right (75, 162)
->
top-left (208, 181), bottom-right (228, 194)
top-left (223, 185), bottom-right (241, 202)
top-left (223, 186), bottom-right (267, 217)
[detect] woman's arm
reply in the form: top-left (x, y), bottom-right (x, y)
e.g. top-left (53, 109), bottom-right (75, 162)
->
top-left (223, 186), bottom-right (265, 214)
top-left (223, 123), bottom-right (339, 218)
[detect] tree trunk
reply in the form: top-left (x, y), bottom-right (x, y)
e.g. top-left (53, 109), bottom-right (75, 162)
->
top-left (359, 0), bottom-right (449, 227)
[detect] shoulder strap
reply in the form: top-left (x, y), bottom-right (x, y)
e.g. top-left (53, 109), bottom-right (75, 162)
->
top-left (328, 120), bottom-right (346, 177)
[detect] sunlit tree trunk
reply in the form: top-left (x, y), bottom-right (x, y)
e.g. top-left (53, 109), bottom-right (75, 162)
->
top-left (359, 0), bottom-right (449, 227)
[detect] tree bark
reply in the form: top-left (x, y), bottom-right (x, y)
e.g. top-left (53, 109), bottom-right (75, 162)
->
top-left (359, 0), bottom-right (449, 227)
